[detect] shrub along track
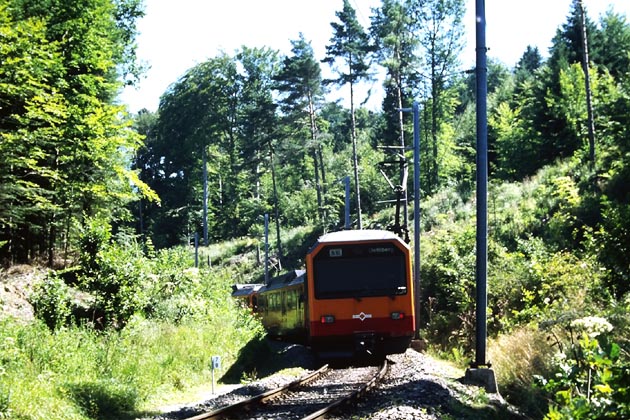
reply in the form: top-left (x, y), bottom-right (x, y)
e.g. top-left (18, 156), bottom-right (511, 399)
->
top-left (183, 360), bottom-right (388, 420)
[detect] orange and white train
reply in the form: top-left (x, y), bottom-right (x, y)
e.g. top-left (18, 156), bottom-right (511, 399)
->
top-left (233, 229), bottom-right (416, 359)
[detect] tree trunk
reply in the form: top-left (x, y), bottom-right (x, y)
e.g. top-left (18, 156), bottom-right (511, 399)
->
top-left (350, 77), bottom-right (362, 230)
top-left (431, 58), bottom-right (439, 194)
top-left (308, 93), bottom-right (325, 224)
top-left (47, 217), bottom-right (55, 267)
top-left (202, 145), bottom-right (208, 246)
top-left (395, 65), bottom-right (409, 229)
top-left (578, 0), bottom-right (596, 164)
top-left (269, 144), bottom-right (283, 263)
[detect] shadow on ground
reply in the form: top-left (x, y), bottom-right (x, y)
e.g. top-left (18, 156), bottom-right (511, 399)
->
top-left (220, 336), bottom-right (317, 384)
top-left (63, 379), bottom-right (159, 420)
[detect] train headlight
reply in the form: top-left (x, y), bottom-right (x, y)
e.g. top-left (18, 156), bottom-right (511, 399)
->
top-left (320, 315), bottom-right (335, 324)
top-left (391, 312), bottom-right (405, 320)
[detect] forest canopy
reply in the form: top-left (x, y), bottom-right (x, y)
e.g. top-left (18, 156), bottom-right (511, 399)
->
top-left (0, 0), bottom-right (156, 265)
top-left (2, 0), bottom-right (630, 304)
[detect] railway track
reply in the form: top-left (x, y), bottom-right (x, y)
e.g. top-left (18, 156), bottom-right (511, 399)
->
top-left (183, 359), bottom-right (388, 420)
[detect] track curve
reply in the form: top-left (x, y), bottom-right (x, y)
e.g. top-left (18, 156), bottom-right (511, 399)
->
top-left (182, 360), bottom-right (388, 420)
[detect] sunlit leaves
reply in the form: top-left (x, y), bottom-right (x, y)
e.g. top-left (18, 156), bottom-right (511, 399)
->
top-left (0, 0), bottom-right (147, 263)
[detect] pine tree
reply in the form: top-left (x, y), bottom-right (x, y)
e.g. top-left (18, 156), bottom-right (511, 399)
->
top-left (323, 0), bottom-right (373, 229)
top-left (275, 34), bottom-right (327, 224)
top-left (409, 0), bottom-right (465, 193)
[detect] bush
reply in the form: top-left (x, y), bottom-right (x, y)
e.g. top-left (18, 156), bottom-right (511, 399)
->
top-left (420, 220), bottom-right (476, 351)
top-left (64, 379), bottom-right (139, 420)
top-left (541, 316), bottom-right (630, 419)
top-left (31, 274), bottom-right (73, 330)
top-left (519, 247), bottom-right (605, 326)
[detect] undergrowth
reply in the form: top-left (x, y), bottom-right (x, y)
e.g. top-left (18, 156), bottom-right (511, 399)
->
top-left (1, 220), bottom-right (270, 419)
top-left (419, 160), bottom-right (630, 418)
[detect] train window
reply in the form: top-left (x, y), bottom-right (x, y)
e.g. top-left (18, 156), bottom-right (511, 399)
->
top-left (313, 244), bottom-right (408, 299)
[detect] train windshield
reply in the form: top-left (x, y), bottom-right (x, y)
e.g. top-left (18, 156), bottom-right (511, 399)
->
top-left (313, 243), bottom-right (408, 299)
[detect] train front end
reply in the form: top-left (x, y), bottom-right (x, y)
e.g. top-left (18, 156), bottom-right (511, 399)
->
top-left (306, 230), bottom-right (415, 359)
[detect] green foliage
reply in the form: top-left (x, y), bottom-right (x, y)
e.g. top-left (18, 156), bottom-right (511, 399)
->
top-left (33, 217), bottom-right (234, 329)
top-left (420, 218), bottom-right (476, 350)
top-left (73, 218), bottom-right (148, 328)
top-left (4, 229), bottom-right (268, 419)
top-left (0, 311), bottom-right (262, 420)
top-left (504, 242), bottom-right (605, 328)
top-left (0, 0), bottom-right (151, 265)
top-left (31, 273), bottom-right (73, 330)
top-left (541, 317), bottom-right (630, 419)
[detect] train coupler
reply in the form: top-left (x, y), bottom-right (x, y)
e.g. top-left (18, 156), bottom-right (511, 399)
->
top-left (354, 333), bottom-right (377, 356)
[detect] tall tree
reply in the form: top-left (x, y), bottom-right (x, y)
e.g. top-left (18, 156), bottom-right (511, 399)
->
top-left (0, 0), bottom-right (149, 264)
top-left (577, 0), bottom-right (596, 164)
top-left (598, 10), bottom-right (630, 80)
top-left (131, 109), bottom-right (159, 238)
top-left (275, 34), bottom-right (327, 224)
top-left (146, 54), bottom-right (240, 246)
top-left (140, 49), bottom-right (288, 247)
top-left (535, 1), bottom-right (602, 165)
top-left (323, 0), bottom-right (373, 229)
top-left (409, 0), bottom-right (466, 194)
top-left (371, 0), bottom-right (419, 146)
top-left (514, 46), bottom-right (543, 89)
top-left (237, 46), bottom-right (283, 257)
top-left (370, 0), bottom-right (420, 235)
top-left (0, 8), bottom-right (66, 262)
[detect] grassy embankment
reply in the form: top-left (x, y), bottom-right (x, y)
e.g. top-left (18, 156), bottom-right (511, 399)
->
top-left (0, 226), bottom-right (317, 420)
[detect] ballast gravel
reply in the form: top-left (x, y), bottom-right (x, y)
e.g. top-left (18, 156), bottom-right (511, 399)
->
top-left (143, 342), bottom-right (525, 420)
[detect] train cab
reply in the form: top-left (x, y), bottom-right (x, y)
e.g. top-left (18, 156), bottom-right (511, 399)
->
top-left (305, 230), bottom-right (415, 358)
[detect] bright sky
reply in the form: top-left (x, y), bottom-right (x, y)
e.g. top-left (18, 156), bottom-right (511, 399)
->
top-left (118, 0), bottom-right (630, 114)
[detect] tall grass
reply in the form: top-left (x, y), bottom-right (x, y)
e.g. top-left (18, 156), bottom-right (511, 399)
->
top-left (0, 310), bottom-right (262, 419)
top-left (1, 232), bottom-right (267, 419)
top-left (488, 327), bottom-right (554, 417)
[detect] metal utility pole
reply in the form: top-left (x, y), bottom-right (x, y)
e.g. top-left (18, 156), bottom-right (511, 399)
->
top-left (344, 176), bottom-right (351, 230)
top-left (401, 102), bottom-right (421, 336)
top-left (474, 0), bottom-right (489, 370)
top-left (464, 0), bottom-right (497, 394)
top-left (412, 101), bottom-right (421, 337)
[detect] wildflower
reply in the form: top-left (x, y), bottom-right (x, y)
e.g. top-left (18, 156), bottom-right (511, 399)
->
top-left (570, 316), bottom-right (613, 338)
top-left (183, 267), bottom-right (200, 279)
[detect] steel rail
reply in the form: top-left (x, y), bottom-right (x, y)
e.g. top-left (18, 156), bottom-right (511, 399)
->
top-left (300, 358), bottom-right (389, 420)
top-left (184, 364), bottom-right (329, 420)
